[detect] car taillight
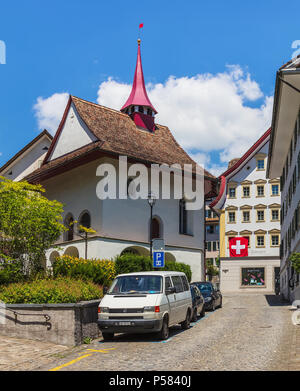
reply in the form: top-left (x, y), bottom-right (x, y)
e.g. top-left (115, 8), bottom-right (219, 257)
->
top-left (98, 307), bottom-right (101, 313)
top-left (155, 306), bottom-right (160, 313)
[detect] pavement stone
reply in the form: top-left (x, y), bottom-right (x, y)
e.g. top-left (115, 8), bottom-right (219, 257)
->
top-left (0, 294), bottom-right (299, 371)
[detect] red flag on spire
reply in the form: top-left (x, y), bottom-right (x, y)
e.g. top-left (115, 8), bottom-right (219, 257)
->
top-left (139, 23), bottom-right (144, 28)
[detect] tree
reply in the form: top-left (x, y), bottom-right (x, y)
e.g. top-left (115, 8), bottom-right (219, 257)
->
top-left (0, 177), bottom-right (65, 274)
top-left (290, 253), bottom-right (300, 273)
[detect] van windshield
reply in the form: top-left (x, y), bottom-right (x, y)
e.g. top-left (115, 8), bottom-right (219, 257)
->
top-left (108, 275), bottom-right (163, 294)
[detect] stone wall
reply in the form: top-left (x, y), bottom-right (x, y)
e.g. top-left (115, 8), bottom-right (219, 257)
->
top-left (0, 300), bottom-right (100, 346)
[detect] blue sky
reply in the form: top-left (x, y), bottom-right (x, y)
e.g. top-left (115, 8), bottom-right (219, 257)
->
top-left (0, 0), bottom-right (299, 175)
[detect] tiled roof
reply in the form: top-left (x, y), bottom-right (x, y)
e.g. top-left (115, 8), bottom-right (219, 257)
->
top-left (279, 54), bottom-right (300, 70)
top-left (25, 96), bottom-right (215, 182)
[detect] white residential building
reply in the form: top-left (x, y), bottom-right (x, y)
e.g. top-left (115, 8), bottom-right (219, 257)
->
top-left (267, 55), bottom-right (300, 301)
top-left (211, 128), bottom-right (281, 293)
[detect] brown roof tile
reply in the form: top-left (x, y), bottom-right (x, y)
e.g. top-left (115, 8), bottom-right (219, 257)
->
top-left (25, 96), bottom-right (215, 182)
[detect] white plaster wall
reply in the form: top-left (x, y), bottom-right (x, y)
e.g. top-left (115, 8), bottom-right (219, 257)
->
top-left (46, 237), bottom-right (204, 282)
top-left (1, 136), bottom-right (51, 181)
top-left (49, 103), bottom-right (97, 161)
top-left (43, 156), bottom-right (205, 281)
top-left (223, 140), bottom-right (281, 258)
top-left (220, 258), bottom-right (280, 293)
top-left (280, 127), bottom-right (300, 301)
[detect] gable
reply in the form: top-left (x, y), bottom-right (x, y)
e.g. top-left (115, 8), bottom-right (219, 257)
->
top-left (0, 131), bottom-right (52, 181)
top-left (48, 102), bottom-right (98, 161)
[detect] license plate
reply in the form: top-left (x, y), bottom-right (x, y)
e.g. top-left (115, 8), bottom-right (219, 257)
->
top-left (116, 321), bottom-right (132, 326)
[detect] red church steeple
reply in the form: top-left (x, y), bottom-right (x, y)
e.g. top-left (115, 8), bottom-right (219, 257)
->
top-left (121, 39), bottom-right (157, 131)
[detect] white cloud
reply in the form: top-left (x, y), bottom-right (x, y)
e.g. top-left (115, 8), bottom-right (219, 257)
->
top-left (96, 65), bottom-right (273, 176)
top-left (33, 92), bottom-right (69, 135)
top-left (32, 66), bottom-right (273, 176)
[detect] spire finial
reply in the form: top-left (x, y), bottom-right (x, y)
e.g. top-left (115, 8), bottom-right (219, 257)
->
top-left (137, 38), bottom-right (141, 45)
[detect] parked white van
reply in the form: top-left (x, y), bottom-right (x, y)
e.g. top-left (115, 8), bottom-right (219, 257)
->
top-left (98, 271), bottom-right (193, 340)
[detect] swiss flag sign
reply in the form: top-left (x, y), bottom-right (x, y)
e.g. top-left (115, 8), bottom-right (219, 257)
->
top-left (229, 237), bottom-right (248, 257)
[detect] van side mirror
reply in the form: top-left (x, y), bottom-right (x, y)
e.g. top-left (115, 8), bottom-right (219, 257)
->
top-left (166, 286), bottom-right (176, 295)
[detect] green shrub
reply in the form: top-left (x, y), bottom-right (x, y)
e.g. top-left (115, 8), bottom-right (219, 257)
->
top-left (0, 255), bottom-right (24, 285)
top-left (53, 255), bottom-right (116, 286)
top-left (162, 261), bottom-right (192, 282)
top-left (0, 277), bottom-right (102, 304)
top-left (290, 253), bottom-right (300, 273)
top-left (114, 254), bottom-right (192, 282)
top-left (115, 254), bottom-right (153, 275)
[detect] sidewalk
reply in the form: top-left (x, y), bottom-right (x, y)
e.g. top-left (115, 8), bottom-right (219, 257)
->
top-left (289, 323), bottom-right (300, 370)
top-left (0, 335), bottom-right (71, 371)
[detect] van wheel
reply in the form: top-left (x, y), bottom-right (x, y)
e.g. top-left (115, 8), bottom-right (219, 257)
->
top-left (102, 332), bottom-right (114, 341)
top-left (218, 299), bottom-right (222, 308)
top-left (181, 310), bottom-right (191, 330)
top-left (158, 317), bottom-right (169, 340)
top-left (191, 308), bottom-right (197, 322)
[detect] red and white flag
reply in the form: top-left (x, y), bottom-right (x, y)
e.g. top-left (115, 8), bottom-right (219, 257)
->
top-left (139, 23), bottom-right (144, 28)
top-left (229, 237), bottom-right (248, 257)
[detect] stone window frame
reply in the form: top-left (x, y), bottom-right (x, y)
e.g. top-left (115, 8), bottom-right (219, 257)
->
top-left (257, 210), bottom-right (265, 222)
top-left (227, 181), bottom-right (238, 199)
top-left (256, 184), bottom-right (265, 197)
top-left (228, 211), bottom-right (236, 223)
top-left (270, 234), bottom-right (280, 247)
top-left (269, 203), bottom-right (281, 222)
top-left (242, 210), bottom-right (251, 223)
top-left (269, 229), bottom-right (280, 248)
top-left (255, 153), bottom-right (267, 171)
top-left (226, 205), bottom-right (238, 224)
top-left (242, 185), bottom-right (251, 198)
top-left (255, 229), bottom-right (266, 248)
top-left (269, 179), bottom-right (280, 197)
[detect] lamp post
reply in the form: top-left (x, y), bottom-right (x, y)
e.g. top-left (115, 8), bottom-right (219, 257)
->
top-left (147, 192), bottom-right (156, 260)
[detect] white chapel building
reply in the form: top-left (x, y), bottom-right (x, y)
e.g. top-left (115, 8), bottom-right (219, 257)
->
top-left (16, 39), bottom-right (216, 282)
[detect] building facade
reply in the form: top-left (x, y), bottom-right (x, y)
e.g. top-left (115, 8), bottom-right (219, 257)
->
top-left (22, 40), bottom-right (216, 282)
top-left (267, 55), bottom-right (300, 301)
top-left (211, 128), bottom-right (281, 293)
top-left (205, 198), bottom-right (219, 267)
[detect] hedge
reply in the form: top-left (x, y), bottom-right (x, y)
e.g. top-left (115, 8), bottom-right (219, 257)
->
top-left (115, 254), bottom-right (192, 282)
top-left (0, 277), bottom-right (102, 304)
top-left (53, 255), bottom-right (116, 286)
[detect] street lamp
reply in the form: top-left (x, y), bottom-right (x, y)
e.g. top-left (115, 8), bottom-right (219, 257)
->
top-left (147, 192), bottom-right (156, 260)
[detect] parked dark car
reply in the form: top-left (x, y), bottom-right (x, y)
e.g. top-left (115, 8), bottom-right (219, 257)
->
top-left (191, 282), bottom-right (222, 311)
top-left (190, 285), bottom-right (205, 321)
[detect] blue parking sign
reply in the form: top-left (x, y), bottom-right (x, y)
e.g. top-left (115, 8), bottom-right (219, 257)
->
top-left (153, 251), bottom-right (165, 268)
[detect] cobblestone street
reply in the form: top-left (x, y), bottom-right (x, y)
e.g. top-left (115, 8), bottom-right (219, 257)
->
top-left (0, 294), bottom-right (298, 371)
top-left (35, 293), bottom-right (299, 371)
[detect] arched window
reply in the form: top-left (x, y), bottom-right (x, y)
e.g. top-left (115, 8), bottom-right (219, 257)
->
top-left (64, 215), bottom-right (74, 241)
top-left (79, 212), bottom-right (91, 229)
top-left (179, 199), bottom-right (188, 234)
top-left (151, 217), bottom-right (161, 239)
